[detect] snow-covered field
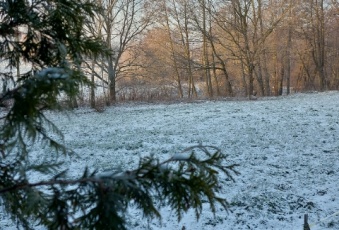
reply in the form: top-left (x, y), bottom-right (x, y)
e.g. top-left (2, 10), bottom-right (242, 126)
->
top-left (2, 91), bottom-right (339, 229)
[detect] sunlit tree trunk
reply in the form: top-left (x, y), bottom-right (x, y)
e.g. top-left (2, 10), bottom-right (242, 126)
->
top-left (209, 35), bottom-right (233, 96)
top-left (286, 22), bottom-right (292, 95)
top-left (172, 0), bottom-right (197, 98)
top-left (201, 0), bottom-right (213, 97)
top-left (182, 1), bottom-right (197, 98)
top-left (164, 1), bottom-right (183, 98)
top-left (312, 0), bottom-right (326, 91)
top-left (211, 54), bottom-right (221, 96)
top-left (258, 0), bottom-right (270, 96)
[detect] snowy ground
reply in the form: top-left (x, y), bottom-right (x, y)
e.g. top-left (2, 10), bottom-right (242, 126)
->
top-left (2, 91), bottom-right (339, 229)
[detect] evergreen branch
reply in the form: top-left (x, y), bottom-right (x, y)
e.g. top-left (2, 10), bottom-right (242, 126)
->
top-left (0, 177), bottom-right (100, 194)
top-left (0, 147), bottom-right (238, 195)
top-left (1, 145), bottom-right (238, 229)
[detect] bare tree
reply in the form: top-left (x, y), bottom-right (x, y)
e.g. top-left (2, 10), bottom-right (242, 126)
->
top-left (309, 0), bottom-right (327, 91)
top-left (162, 0), bottom-right (184, 98)
top-left (171, 0), bottom-right (198, 98)
top-left (206, 0), bottom-right (291, 97)
top-left (79, 0), bottom-right (339, 101)
top-left (85, 0), bottom-right (153, 103)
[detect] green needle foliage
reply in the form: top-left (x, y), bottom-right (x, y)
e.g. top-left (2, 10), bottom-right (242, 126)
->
top-left (0, 0), bottom-right (239, 229)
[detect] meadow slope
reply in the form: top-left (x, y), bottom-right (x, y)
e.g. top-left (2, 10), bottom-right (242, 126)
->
top-left (1, 92), bottom-right (339, 229)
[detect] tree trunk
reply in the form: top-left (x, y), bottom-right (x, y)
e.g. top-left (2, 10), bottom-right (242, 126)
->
top-left (90, 59), bottom-right (96, 108)
top-left (285, 4), bottom-right (292, 95)
top-left (258, 0), bottom-right (270, 96)
top-left (108, 54), bottom-right (116, 103)
top-left (279, 64), bottom-right (284, 95)
top-left (164, 1), bottom-right (183, 98)
top-left (173, 0), bottom-right (196, 98)
top-left (248, 64), bottom-right (255, 97)
top-left (241, 62), bottom-right (248, 96)
top-left (209, 36), bottom-right (233, 96)
top-left (255, 60), bottom-right (265, 96)
top-left (211, 54), bottom-right (220, 96)
top-left (202, 0), bottom-right (213, 97)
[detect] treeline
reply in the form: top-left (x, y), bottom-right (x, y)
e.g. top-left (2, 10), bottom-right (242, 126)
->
top-left (14, 0), bottom-right (339, 103)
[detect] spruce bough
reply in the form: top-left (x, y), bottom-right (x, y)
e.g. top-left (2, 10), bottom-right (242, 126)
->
top-left (0, 0), bottom-right (239, 229)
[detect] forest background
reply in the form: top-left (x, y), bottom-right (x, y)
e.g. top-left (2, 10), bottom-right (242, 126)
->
top-left (66, 0), bottom-right (339, 107)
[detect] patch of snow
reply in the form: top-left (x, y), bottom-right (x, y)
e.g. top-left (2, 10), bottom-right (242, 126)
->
top-left (172, 153), bottom-right (191, 161)
top-left (2, 91), bottom-right (339, 229)
top-left (36, 67), bottom-right (68, 79)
